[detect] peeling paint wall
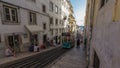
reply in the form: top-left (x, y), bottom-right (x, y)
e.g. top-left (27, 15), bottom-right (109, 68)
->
top-left (86, 0), bottom-right (120, 68)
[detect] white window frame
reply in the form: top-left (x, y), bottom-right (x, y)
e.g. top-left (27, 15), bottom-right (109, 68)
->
top-left (59, 29), bottom-right (61, 33)
top-left (42, 4), bottom-right (46, 13)
top-left (56, 29), bottom-right (58, 34)
top-left (50, 17), bottom-right (53, 25)
top-left (3, 5), bottom-right (18, 23)
top-left (49, 2), bottom-right (53, 12)
top-left (50, 29), bottom-right (53, 35)
top-left (55, 18), bottom-right (58, 25)
top-left (29, 12), bottom-right (36, 25)
top-left (55, 5), bottom-right (58, 14)
top-left (43, 23), bottom-right (46, 30)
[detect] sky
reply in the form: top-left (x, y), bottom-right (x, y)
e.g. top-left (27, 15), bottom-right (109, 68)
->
top-left (70, 0), bottom-right (86, 26)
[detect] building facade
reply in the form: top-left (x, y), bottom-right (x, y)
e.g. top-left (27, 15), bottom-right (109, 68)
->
top-left (0, 0), bottom-right (74, 58)
top-left (0, 0), bottom-right (50, 58)
top-left (85, 0), bottom-right (120, 68)
top-left (67, 1), bottom-right (76, 33)
top-left (48, 0), bottom-right (74, 44)
top-left (48, 0), bottom-right (62, 44)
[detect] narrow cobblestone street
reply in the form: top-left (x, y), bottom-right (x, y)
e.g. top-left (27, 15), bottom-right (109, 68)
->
top-left (49, 44), bottom-right (87, 68)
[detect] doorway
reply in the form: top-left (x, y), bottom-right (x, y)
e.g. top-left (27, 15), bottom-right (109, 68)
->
top-left (55, 36), bottom-right (58, 44)
top-left (30, 34), bottom-right (38, 46)
top-left (43, 34), bottom-right (47, 43)
top-left (8, 35), bottom-right (21, 53)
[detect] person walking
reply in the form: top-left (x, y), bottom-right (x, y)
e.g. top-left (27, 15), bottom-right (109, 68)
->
top-left (77, 38), bottom-right (80, 48)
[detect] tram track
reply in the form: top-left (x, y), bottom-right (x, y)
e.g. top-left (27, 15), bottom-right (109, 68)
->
top-left (1, 47), bottom-right (71, 68)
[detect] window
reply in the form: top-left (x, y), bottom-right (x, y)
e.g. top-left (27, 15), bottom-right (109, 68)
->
top-left (62, 20), bottom-right (64, 25)
top-left (55, 5), bottom-right (58, 13)
top-left (59, 29), bottom-right (61, 33)
top-left (56, 29), bottom-right (58, 34)
top-left (30, 34), bottom-right (38, 46)
top-left (62, 28), bottom-right (64, 32)
top-left (29, 12), bottom-right (36, 25)
top-left (50, 17), bottom-right (53, 25)
top-left (43, 23), bottom-right (46, 30)
top-left (49, 2), bottom-right (53, 12)
top-left (43, 34), bottom-right (47, 43)
top-left (42, 5), bottom-right (46, 13)
top-left (59, 20), bottom-right (62, 25)
top-left (55, 19), bottom-right (58, 25)
top-left (4, 6), bottom-right (18, 23)
top-left (60, 8), bottom-right (61, 14)
top-left (8, 35), bottom-right (20, 48)
top-left (50, 29), bottom-right (53, 35)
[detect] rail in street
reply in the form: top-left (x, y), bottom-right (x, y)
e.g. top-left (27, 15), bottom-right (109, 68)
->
top-left (0, 47), bottom-right (71, 68)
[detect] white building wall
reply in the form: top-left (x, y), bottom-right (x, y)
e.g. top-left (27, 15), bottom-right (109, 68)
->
top-left (48, 0), bottom-right (70, 38)
top-left (61, 0), bottom-right (70, 30)
top-left (0, 0), bottom-right (71, 58)
top-left (48, 0), bottom-right (62, 38)
top-left (2, 0), bottom-right (38, 11)
top-left (0, 0), bottom-right (50, 57)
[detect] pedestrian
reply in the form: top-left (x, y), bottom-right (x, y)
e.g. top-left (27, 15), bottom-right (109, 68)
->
top-left (76, 38), bottom-right (80, 48)
top-left (5, 47), bottom-right (13, 57)
top-left (46, 38), bottom-right (50, 47)
top-left (8, 46), bottom-right (16, 57)
top-left (34, 45), bottom-right (38, 52)
top-left (58, 39), bottom-right (60, 45)
top-left (53, 39), bottom-right (56, 46)
top-left (10, 47), bottom-right (16, 57)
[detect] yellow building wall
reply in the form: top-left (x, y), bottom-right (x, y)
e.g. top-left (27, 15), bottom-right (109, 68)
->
top-left (93, 0), bottom-right (100, 25)
top-left (113, 0), bottom-right (120, 21)
top-left (84, 0), bottom-right (99, 31)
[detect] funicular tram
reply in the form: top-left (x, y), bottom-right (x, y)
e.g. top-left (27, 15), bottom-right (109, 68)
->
top-left (62, 32), bottom-right (74, 48)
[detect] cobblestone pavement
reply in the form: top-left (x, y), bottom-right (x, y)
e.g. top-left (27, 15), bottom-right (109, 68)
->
top-left (49, 44), bottom-right (87, 68)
